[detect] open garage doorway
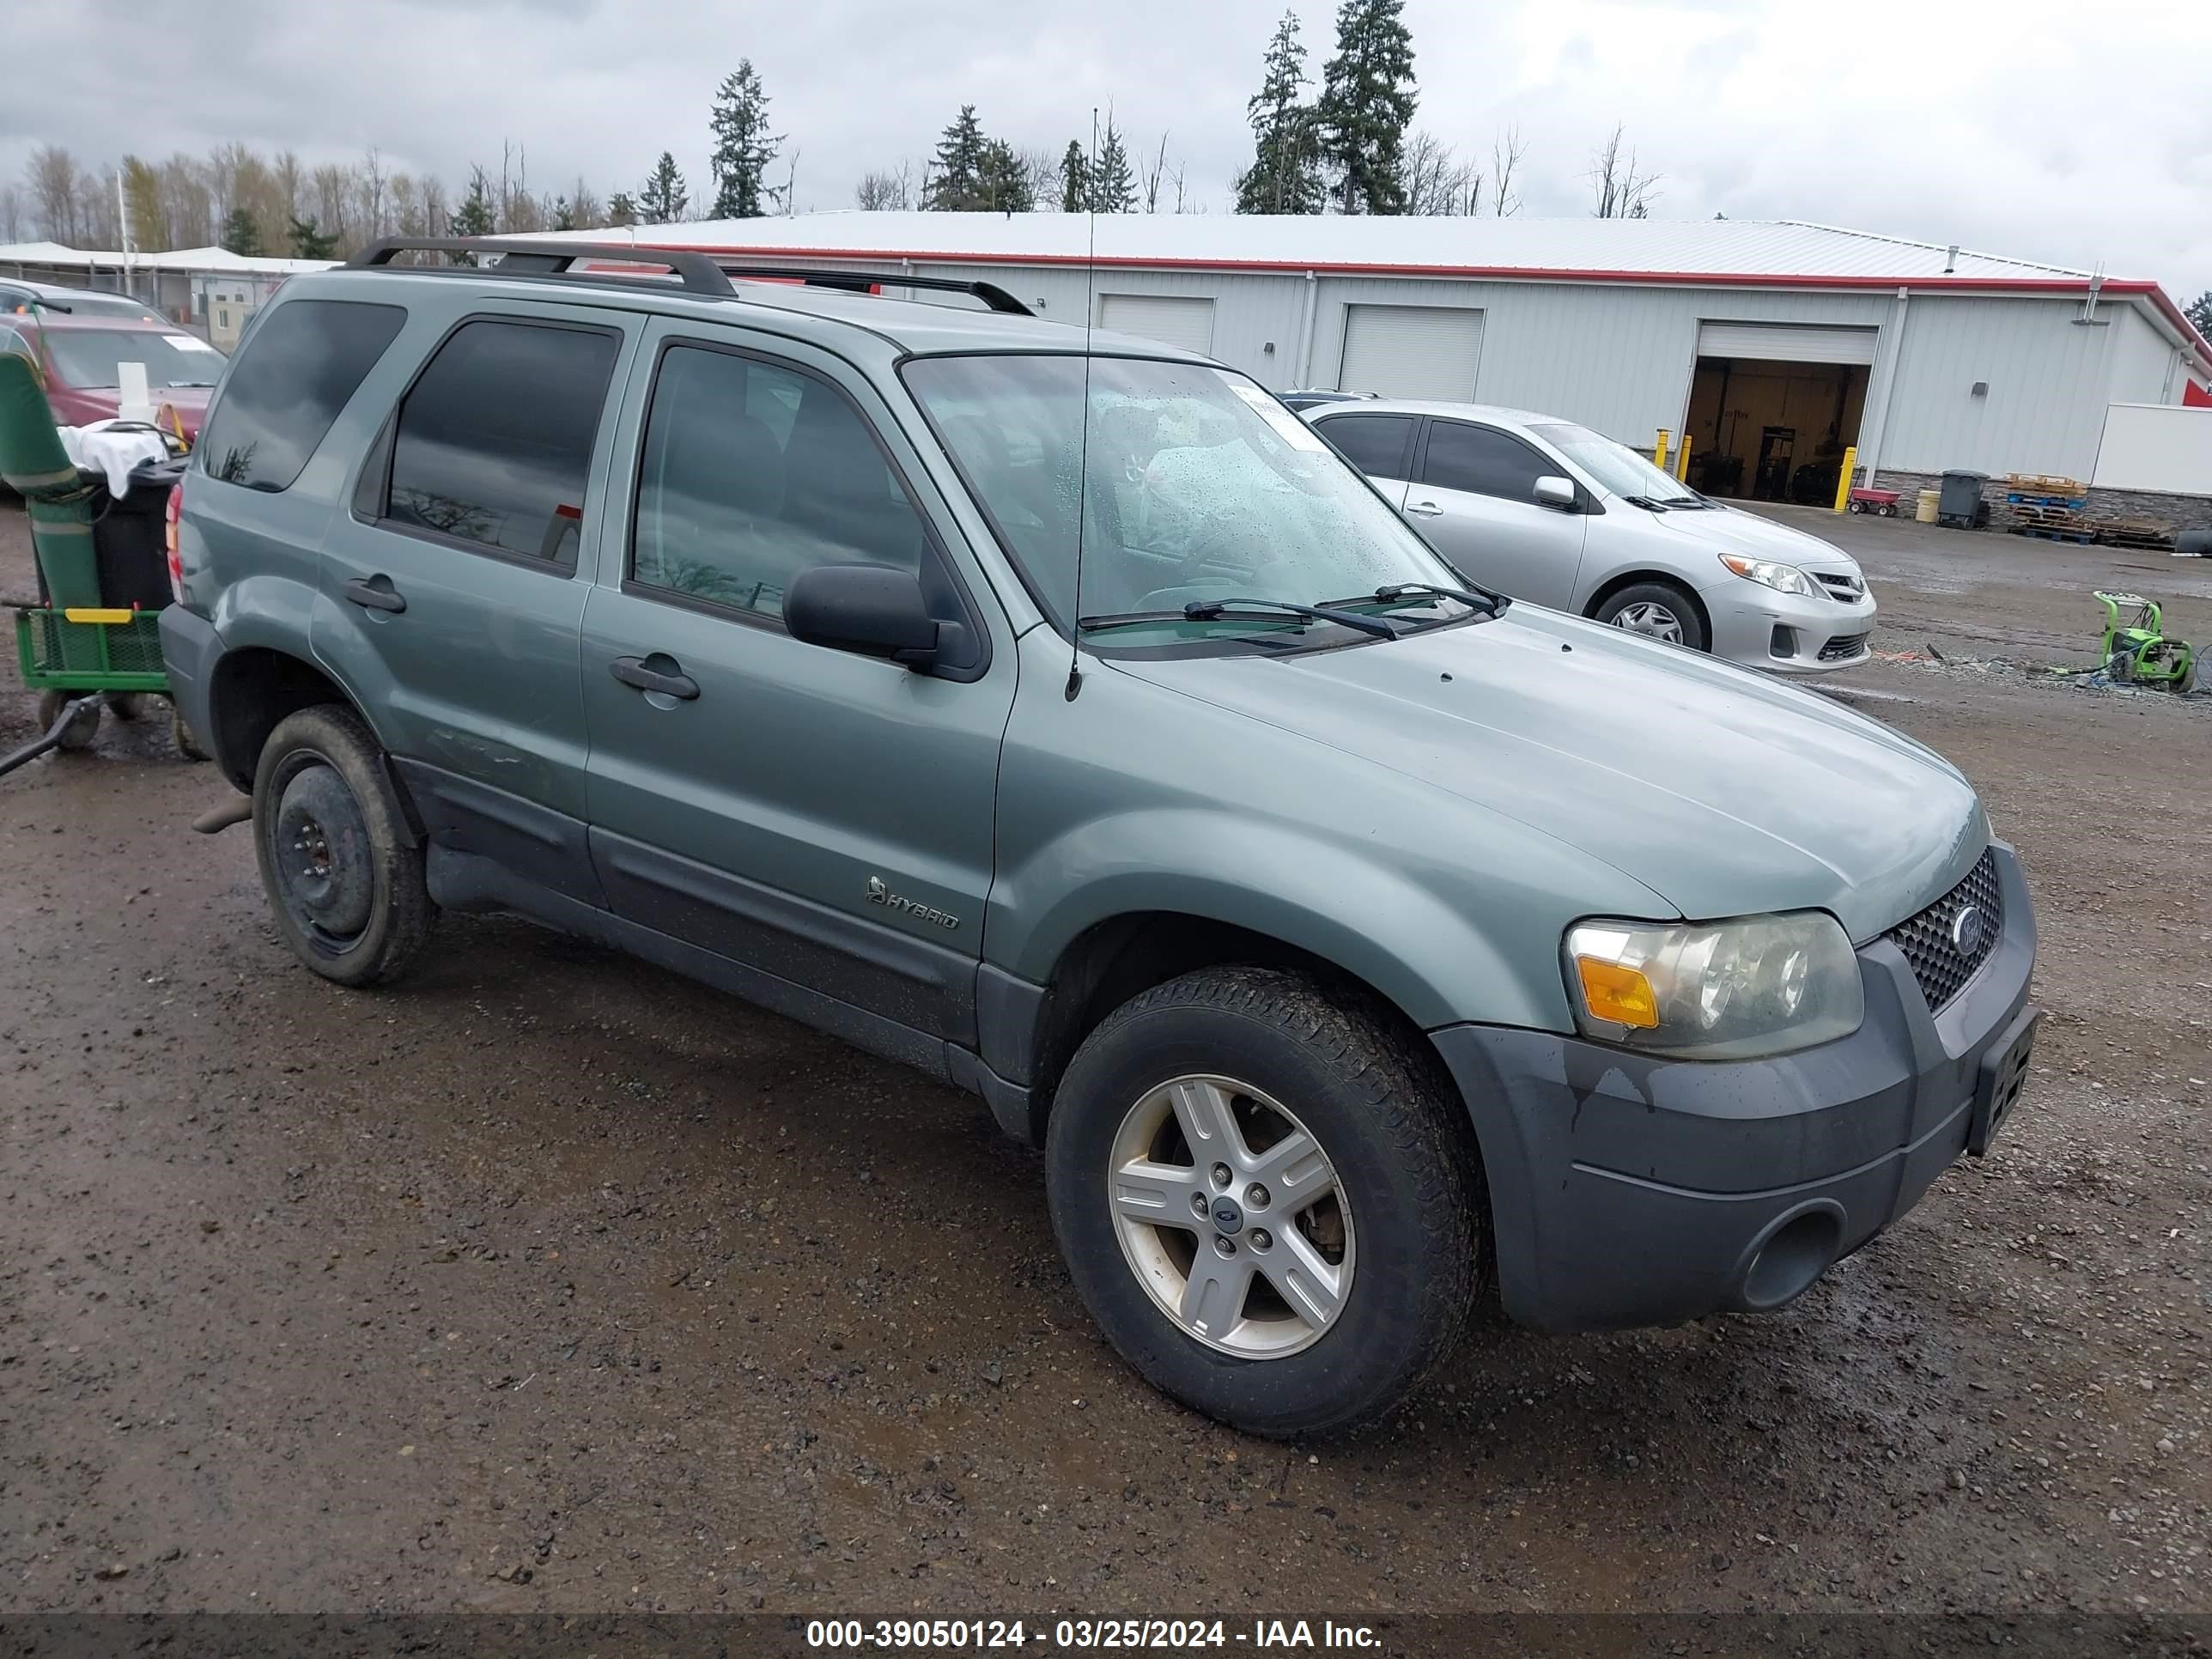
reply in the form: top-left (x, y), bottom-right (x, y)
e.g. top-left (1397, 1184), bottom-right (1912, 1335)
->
top-left (1681, 324), bottom-right (1875, 505)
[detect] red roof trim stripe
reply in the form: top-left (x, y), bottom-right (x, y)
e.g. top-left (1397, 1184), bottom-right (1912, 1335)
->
top-left (627, 240), bottom-right (2212, 365)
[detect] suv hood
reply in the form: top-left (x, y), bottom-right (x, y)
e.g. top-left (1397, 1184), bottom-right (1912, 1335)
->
top-left (1115, 608), bottom-right (1981, 941)
top-left (1647, 501), bottom-right (1863, 576)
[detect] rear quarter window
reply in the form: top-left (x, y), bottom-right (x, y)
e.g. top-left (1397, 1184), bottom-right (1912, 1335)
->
top-left (198, 299), bottom-right (407, 493)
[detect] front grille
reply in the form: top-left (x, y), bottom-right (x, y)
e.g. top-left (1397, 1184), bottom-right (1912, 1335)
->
top-left (1818, 633), bottom-right (1869, 662)
top-left (1885, 848), bottom-right (2002, 1012)
top-left (1814, 571), bottom-right (1864, 599)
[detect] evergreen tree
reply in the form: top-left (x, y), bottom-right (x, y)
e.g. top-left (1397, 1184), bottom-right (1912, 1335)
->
top-left (2187, 290), bottom-right (2212, 337)
top-left (1059, 141), bottom-right (1090, 213)
top-left (1089, 116), bottom-right (1136, 213)
top-left (606, 192), bottom-right (639, 228)
top-left (449, 169), bottom-right (495, 237)
top-left (1235, 11), bottom-right (1324, 215)
top-left (220, 205), bottom-right (264, 258)
top-left (978, 141), bottom-right (1035, 212)
top-left (550, 196), bottom-right (576, 232)
top-left (286, 216), bottom-right (337, 259)
top-left (1316, 0), bottom-right (1418, 215)
top-left (708, 60), bottom-right (782, 218)
top-left (639, 153), bottom-right (689, 224)
top-left (925, 106), bottom-right (990, 210)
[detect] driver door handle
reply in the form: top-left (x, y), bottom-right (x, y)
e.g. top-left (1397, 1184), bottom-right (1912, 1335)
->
top-left (1404, 499), bottom-right (1443, 517)
top-left (609, 655), bottom-right (700, 701)
top-left (343, 575), bottom-right (406, 613)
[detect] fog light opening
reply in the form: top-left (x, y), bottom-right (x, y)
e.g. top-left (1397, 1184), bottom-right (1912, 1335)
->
top-left (1741, 1208), bottom-right (1842, 1310)
top-left (1770, 623), bottom-right (1797, 659)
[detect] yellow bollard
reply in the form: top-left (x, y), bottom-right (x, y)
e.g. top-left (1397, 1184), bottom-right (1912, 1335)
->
top-left (1832, 446), bottom-right (1858, 513)
top-left (1674, 434), bottom-right (1692, 483)
top-left (1653, 428), bottom-right (1670, 472)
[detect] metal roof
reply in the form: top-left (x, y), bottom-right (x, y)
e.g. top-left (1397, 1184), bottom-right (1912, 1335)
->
top-left (0, 240), bottom-right (336, 276)
top-left (545, 211), bottom-right (2112, 284)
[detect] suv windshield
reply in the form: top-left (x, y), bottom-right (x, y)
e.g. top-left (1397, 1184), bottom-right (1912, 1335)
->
top-left (904, 354), bottom-right (1469, 635)
top-left (1529, 421), bottom-right (1702, 505)
top-left (40, 327), bottom-right (225, 389)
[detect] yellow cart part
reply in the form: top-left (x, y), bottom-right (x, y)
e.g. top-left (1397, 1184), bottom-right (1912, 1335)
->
top-left (62, 607), bottom-right (137, 624)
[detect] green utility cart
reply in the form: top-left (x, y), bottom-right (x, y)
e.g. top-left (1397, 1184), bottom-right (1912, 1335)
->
top-left (1, 351), bottom-right (205, 769)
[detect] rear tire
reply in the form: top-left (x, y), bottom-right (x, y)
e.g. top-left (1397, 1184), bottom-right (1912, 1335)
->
top-left (1045, 966), bottom-right (1480, 1437)
top-left (1594, 580), bottom-right (1707, 652)
top-left (251, 704), bottom-right (433, 988)
top-left (171, 702), bottom-right (210, 763)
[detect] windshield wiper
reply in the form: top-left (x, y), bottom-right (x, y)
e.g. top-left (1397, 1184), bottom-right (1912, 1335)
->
top-left (1369, 580), bottom-right (1510, 618)
top-left (1621, 495), bottom-right (1674, 512)
top-left (1181, 597), bottom-right (1398, 639)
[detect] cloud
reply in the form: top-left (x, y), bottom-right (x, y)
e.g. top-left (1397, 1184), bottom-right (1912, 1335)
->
top-left (3, 0), bottom-right (2206, 297)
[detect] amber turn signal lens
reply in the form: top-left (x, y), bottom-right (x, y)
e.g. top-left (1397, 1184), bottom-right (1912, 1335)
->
top-left (1575, 957), bottom-right (1660, 1029)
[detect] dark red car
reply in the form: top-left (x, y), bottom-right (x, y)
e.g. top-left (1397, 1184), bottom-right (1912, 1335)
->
top-left (0, 311), bottom-right (224, 440)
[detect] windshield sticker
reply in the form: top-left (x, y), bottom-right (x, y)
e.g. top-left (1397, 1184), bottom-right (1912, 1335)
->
top-left (1228, 381), bottom-right (1328, 453)
top-left (166, 335), bottom-right (220, 353)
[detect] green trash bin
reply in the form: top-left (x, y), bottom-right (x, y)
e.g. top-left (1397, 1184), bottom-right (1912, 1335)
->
top-left (0, 352), bottom-right (103, 608)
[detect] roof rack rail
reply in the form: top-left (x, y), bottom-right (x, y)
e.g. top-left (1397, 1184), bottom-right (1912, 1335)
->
top-left (346, 238), bottom-right (738, 300)
top-left (715, 264), bottom-right (1035, 316)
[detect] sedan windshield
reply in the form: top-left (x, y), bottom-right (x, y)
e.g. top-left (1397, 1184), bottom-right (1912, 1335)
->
top-left (1529, 421), bottom-right (1702, 505)
top-left (903, 354), bottom-right (1472, 635)
top-left (40, 328), bottom-right (226, 389)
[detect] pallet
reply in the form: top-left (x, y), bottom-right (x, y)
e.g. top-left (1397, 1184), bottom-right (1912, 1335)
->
top-left (2006, 472), bottom-right (2087, 495)
top-left (2011, 526), bottom-right (2095, 544)
top-left (2102, 531), bottom-right (2174, 550)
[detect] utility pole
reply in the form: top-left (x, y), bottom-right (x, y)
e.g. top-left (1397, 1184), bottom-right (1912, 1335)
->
top-left (115, 166), bottom-right (135, 299)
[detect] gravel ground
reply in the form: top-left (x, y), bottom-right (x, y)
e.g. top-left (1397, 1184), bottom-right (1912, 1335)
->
top-left (0, 498), bottom-right (2204, 1624)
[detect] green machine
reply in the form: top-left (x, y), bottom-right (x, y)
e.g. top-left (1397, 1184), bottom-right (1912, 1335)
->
top-left (0, 350), bottom-right (204, 770)
top-left (2094, 590), bottom-right (2196, 693)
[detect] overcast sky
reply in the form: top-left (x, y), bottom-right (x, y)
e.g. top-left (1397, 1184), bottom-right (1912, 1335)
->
top-left (7, 0), bottom-right (2209, 299)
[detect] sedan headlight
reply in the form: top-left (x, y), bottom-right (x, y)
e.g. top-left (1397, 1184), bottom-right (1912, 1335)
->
top-left (1719, 553), bottom-right (1820, 598)
top-left (1564, 911), bottom-right (1863, 1059)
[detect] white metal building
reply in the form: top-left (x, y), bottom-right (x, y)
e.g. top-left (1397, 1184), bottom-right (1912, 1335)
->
top-left (0, 240), bottom-right (331, 343)
top-left (560, 212), bottom-right (2212, 508)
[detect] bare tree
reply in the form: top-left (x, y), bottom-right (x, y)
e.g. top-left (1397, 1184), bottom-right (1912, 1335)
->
top-left (273, 150), bottom-right (303, 226)
top-left (359, 146), bottom-right (389, 244)
top-left (159, 155), bottom-right (213, 246)
top-left (1142, 133), bottom-right (1171, 212)
top-left (0, 183), bottom-right (22, 243)
top-left (311, 163), bottom-right (352, 246)
top-left (569, 178), bottom-right (603, 229)
top-left (26, 144), bottom-right (80, 242)
top-left (1489, 125), bottom-right (1525, 216)
top-left (1402, 131), bottom-right (1480, 216)
top-left (1589, 122), bottom-right (1659, 218)
top-left (779, 149), bottom-right (799, 216)
top-left (422, 174), bottom-right (448, 239)
top-left (855, 163), bottom-right (915, 210)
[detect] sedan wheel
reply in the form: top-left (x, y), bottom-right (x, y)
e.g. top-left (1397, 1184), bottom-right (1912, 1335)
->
top-left (1108, 1074), bottom-right (1354, 1358)
top-left (1612, 600), bottom-right (1684, 643)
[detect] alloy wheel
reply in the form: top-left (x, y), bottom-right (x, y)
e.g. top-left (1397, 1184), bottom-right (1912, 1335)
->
top-left (1611, 600), bottom-right (1684, 643)
top-left (1106, 1074), bottom-right (1355, 1358)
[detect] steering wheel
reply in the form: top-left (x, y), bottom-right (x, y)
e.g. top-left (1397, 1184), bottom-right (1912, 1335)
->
top-left (1176, 508), bottom-right (1277, 581)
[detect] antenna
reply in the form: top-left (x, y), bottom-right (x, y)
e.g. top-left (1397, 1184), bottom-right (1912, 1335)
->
top-left (1065, 106), bottom-right (1101, 702)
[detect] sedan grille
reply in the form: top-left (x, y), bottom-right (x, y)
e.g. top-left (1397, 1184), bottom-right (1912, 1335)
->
top-left (1885, 848), bottom-right (2002, 1012)
top-left (1818, 633), bottom-right (1869, 662)
top-left (1814, 571), bottom-right (1865, 599)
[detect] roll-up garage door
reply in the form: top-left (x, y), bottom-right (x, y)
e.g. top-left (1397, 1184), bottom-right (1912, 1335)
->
top-left (1338, 304), bottom-right (1485, 400)
top-left (1098, 294), bottom-right (1216, 356)
top-left (1695, 322), bottom-right (1877, 365)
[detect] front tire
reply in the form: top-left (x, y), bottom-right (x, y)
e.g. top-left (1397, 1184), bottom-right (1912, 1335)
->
top-left (252, 704), bottom-right (433, 987)
top-left (1045, 967), bottom-right (1480, 1437)
top-left (1594, 580), bottom-right (1707, 652)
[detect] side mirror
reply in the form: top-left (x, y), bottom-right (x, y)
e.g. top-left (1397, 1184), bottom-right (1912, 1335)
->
top-left (1534, 476), bottom-right (1577, 511)
top-left (785, 563), bottom-right (945, 669)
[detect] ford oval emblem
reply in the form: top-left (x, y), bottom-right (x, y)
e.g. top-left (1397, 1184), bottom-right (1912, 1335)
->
top-left (1949, 903), bottom-right (1985, 957)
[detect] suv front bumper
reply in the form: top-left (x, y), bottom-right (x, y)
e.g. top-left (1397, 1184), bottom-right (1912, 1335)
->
top-left (1431, 842), bottom-right (2034, 1333)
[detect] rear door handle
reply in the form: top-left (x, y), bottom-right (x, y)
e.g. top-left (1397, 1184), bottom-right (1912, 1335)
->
top-left (609, 655), bottom-right (700, 701)
top-left (1404, 500), bottom-right (1443, 517)
top-left (343, 575), bottom-right (406, 613)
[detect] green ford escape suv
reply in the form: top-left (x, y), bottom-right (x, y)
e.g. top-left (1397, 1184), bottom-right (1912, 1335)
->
top-left (161, 240), bottom-right (2038, 1437)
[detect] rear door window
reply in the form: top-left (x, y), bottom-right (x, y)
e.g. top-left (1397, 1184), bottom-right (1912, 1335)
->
top-left (1313, 413), bottom-right (1415, 479)
top-left (198, 299), bottom-right (407, 492)
top-left (1420, 420), bottom-right (1553, 503)
top-left (380, 318), bottom-right (620, 566)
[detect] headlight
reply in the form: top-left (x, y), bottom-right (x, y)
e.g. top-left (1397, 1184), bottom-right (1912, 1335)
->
top-left (1564, 911), bottom-right (1863, 1059)
top-left (1719, 553), bottom-right (1819, 598)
